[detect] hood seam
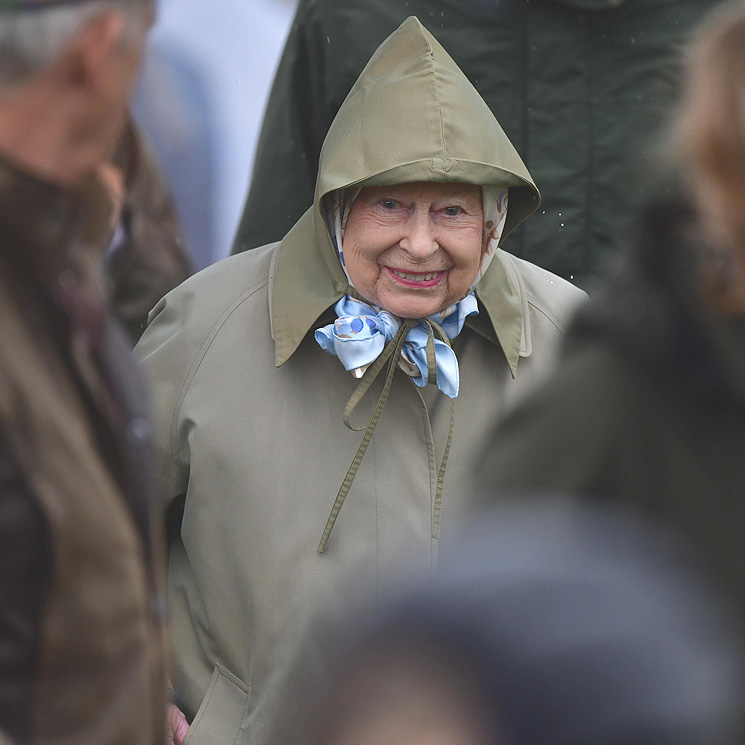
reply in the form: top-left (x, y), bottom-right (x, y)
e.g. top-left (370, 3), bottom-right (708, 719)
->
top-left (426, 37), bottom-right (448, 162)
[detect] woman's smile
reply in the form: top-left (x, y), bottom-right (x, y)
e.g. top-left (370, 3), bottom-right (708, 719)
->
top-left (385, 267), bottom-right (446, 287)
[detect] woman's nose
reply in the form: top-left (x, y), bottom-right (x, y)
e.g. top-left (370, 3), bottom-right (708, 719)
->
top-left (399, 211), bottom-right (437, 259)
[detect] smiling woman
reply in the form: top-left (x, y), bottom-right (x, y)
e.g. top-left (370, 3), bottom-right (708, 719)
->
top-left (135, 16), bottom-right (586, 745)
top-left (342, 183), bottom-right (484, 319)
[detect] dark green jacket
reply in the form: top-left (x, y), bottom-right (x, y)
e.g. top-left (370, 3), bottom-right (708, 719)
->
top-left (234, 0), bottom-right (720, 284)
top-left (473, 194), bottom-right (745, 623)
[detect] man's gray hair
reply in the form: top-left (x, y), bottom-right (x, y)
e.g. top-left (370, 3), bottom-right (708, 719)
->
top-left (0, 0), bottom-right (150, 89)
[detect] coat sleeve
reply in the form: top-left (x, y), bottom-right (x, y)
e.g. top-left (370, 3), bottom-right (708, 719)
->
top-left (231, 0), bottom-right (339, 254)
top-left (133, 286), bottom-right (198, 511)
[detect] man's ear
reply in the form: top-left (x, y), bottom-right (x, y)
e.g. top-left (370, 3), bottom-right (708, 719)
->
top-left (59, 10), bottom-right (127, 93)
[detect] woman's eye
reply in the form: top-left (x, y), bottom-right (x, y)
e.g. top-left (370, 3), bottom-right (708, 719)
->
top-left (443, 206), bottom-right (463, 216)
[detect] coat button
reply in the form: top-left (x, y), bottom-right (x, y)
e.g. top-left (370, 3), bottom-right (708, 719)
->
top-left (125, 417), bottom-right (152, 447)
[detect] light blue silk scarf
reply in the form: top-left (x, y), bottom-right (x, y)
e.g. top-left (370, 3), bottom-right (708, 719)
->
top-left (315, 294), bottom-right (478, 398)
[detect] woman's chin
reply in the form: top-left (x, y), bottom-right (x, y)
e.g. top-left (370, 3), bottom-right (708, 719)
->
top-left (379, 295), bottom-right (450, 319)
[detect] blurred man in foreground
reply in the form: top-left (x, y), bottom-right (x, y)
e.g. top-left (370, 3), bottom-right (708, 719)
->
top-left (0, 1), bottom-right (167, 743)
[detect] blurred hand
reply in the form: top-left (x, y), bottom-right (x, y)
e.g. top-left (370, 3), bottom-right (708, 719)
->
top-left (167, 703), bottom-right (189, 745)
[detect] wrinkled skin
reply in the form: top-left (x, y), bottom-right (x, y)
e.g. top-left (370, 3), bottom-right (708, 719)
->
top-left (343, 183), bottom-right (483, 318)
top-left (167, 704), bottom-right (189, 745)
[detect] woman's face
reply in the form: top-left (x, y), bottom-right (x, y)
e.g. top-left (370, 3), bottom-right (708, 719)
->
top-left (343, 182), bottom-right (483, 318)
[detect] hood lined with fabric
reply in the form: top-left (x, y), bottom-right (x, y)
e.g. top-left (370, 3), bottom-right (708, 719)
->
top-left (271, 16), bottom-right (540, 369)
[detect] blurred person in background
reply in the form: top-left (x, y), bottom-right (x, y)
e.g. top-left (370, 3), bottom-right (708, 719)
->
top-left (304, 501), bottom-right (745, 745)
top-left (473, 1), bottom-right (745, 629)
top-left (106, 115), bottom-right (193, 344)
top-left (132, 0), bottom-right (298, 267)
top-left (131, 43), bottom-right (218, 271)
top-left (232, 0), bottom-right (723, 286)
top-left (136, 17), bottom-right (584, 745)
top-left (0, 1), bottom-right (169, 743)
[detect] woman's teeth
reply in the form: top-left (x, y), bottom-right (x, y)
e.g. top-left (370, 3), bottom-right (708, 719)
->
top-left (391, 269), bottom-right (439, 281)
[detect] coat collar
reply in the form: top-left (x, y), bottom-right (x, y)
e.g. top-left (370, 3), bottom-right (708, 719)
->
top-left (269, 209), bottom-right (527, 377)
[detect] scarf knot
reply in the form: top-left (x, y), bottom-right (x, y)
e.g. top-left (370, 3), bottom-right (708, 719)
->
top-left (315, 294), bottom-right (478, 398)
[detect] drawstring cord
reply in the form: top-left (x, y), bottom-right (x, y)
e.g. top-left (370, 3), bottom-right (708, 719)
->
top-left (318, 317), bottom-right (456, 553)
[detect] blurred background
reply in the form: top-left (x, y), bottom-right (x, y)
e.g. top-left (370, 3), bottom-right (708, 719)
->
top-left (131, 0), bottom-right (299, 270)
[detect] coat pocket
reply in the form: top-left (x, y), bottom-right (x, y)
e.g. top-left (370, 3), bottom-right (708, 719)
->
top-left (184, 664), bottom-right (250, 745)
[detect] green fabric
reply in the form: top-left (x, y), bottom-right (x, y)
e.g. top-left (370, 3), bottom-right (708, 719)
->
top-left (318, 319), bottom-right (416, 553)
top-left (472, 196), bottom-right (745, 625)
top-left (319, 317), bottom-right (456, 552)
top-left (184, 666), bottom-right (249, 745)
top-left (272, 16), bottom-right (537, 368)
top-left (235, 0), bottom-right (721, 284)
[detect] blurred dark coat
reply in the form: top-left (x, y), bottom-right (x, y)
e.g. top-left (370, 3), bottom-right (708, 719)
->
top-left (108, 120), bottom-right (193, 344)
top-left (474, 194), bottom-right (745, 624)
top-left (0, 153), bottom-right (167, 745)
top-left (234, 0), bottom-right (720, 284)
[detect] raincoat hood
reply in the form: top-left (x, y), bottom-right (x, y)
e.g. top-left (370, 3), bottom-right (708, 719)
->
top-left (272, 16), bottom-right (540, 366)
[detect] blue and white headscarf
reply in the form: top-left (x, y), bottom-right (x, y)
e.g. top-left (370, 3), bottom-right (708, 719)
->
top-left (315, 185), bottom-right (508, 398)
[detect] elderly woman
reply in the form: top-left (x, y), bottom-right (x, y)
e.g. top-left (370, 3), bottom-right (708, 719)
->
top-left (137, 17), bottom-right (584, 745)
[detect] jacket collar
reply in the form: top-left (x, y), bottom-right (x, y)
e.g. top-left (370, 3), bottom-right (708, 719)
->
top-left (270, 209), bottom-right (527, 376)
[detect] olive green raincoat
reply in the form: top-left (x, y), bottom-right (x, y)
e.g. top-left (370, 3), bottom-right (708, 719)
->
top-left (136, 18), bottom-right (585, 745)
